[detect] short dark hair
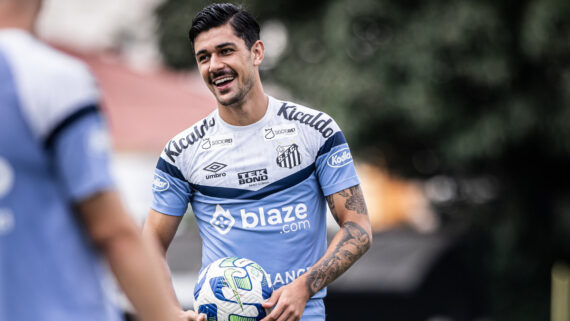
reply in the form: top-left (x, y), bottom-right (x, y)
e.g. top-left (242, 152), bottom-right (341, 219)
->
top-left (189, 3), bottom-right (260, 50)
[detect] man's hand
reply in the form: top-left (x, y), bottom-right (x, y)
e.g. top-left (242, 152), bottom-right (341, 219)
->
top-left (181, 310), bottom-right (206, 321)
top-left (261, 278), bottom-right (310, 321)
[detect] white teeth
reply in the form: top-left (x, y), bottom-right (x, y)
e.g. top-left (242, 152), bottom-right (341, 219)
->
top-left (214, 77), bottom-right (234, 85)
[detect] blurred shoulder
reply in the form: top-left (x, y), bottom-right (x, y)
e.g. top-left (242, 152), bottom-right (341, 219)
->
top-left (0, 30), bottom-right (99, 139)
top-left (0, 30), bottom-right (95, 86)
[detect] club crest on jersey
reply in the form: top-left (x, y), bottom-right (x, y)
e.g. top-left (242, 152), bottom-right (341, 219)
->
top-left (276, 144), bottom-right (302, 169)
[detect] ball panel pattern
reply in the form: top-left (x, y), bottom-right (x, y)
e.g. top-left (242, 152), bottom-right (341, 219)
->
top-left (194, 257), bottom-right (274, 321)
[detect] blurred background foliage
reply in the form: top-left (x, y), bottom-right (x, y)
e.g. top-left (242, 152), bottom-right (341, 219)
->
top-left (155, 0), bottom-right (570, 320)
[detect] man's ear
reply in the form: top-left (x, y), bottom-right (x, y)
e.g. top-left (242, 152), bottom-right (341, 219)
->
top-left (251, 40), bottom-right (265, 66)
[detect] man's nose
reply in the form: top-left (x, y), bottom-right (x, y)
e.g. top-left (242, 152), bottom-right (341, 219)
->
top-left (209, 55), bottom-right (224, 73)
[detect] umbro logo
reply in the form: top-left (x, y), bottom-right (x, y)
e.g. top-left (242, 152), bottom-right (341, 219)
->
top-left (204, 162), bottom-right (227, 173)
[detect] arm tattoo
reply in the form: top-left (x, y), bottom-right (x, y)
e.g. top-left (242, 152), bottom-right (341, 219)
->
top-left (344, 186), bottom-right (368, 215)
top-left (305, 222), bottom-right (371, 296)
top-left (326, 186), bottom-right (368, 221)
top-left (326, 194), bottom-right (338, 223)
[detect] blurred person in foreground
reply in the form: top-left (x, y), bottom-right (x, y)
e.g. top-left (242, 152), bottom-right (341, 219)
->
top-left (143, 3), bottom-right (372, 321)
top-left (0, 0), bottom-right (194, 320)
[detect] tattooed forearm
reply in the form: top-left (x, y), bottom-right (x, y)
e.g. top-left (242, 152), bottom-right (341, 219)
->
top-left (316, 186), bottom-right (371, 295)
top-left (305, 221), bottom-right (371, 296)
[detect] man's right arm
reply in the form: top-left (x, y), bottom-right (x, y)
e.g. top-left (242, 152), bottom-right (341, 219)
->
top-left (77, 191), bottom-right (183, 321)
top-left (143, 209), bottom-right (205, 321)
top-left (143, 209), bottom-right (184, 308)
top-left (144, 209), bottom-right (183, 255)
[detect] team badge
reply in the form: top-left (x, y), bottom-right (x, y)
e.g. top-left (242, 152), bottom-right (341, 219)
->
top-left (276, 144), bottom-right (302, 169)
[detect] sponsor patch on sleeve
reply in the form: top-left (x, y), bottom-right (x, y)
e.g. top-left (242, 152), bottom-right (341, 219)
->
top-left (327, 147), bottom-right (353, 168)
top-left (152, 174), bottom-right (170, 192)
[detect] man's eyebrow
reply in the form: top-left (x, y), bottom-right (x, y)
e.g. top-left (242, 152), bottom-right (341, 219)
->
top-left (195, 42), bottom-right (237, 56)
top-left (215, 42), bottom-right (237, 49)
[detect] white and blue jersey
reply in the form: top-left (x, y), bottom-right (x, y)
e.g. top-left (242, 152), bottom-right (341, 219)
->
top-left (0, 30), bottom-right (120, 321)
top-left (151, 96), bottom-right (360, 317)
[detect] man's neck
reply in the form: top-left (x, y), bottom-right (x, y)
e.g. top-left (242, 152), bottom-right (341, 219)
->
top-left (217, 85), bottom-right (269, 126)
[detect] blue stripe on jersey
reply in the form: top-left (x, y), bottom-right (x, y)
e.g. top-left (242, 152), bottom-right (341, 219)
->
top-left (316, 131), bottom-right (347, 157)
top-left (44, 105), bottom-right (99, 150)
top-left (157, 158), bottom-right (186, 181)
top-left (191, 163), bottom-right (316, 200)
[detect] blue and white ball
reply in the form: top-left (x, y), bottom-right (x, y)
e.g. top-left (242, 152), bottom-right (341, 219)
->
top-left (193, 257), bottom-right (273, 321)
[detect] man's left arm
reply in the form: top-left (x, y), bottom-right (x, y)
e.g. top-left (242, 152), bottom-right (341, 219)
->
top-left (305, 184), bottom-right (372, 294)
top-left (262, 184), bottom-right (372, 321)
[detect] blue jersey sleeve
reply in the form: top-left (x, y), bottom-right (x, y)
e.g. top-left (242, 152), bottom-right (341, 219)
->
top-left (150, 158), bottom-right (192, 216)
top-left (315, 131), bottom-right (360, 196)
top-left (51, 107), bottom-right (115, 202)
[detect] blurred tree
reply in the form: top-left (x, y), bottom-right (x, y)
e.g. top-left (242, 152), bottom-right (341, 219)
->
top-left (156, 0), bottom-right (570, 320)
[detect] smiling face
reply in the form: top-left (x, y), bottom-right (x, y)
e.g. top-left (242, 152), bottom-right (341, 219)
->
top-left (194, 23), bottom-right (262, 107)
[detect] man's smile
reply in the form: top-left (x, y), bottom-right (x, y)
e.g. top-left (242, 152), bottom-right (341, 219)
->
top-left (211, 71), bottom-right (237, 91)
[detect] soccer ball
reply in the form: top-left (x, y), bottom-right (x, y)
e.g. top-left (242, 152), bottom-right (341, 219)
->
top-left (193, 257), bottom-right (273, 321)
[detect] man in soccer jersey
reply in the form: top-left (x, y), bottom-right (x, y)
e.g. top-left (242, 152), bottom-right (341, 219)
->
top-left (144, 3), bottom-right (372, 321)
top-left (0, 1), bottom-right (195, 320)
